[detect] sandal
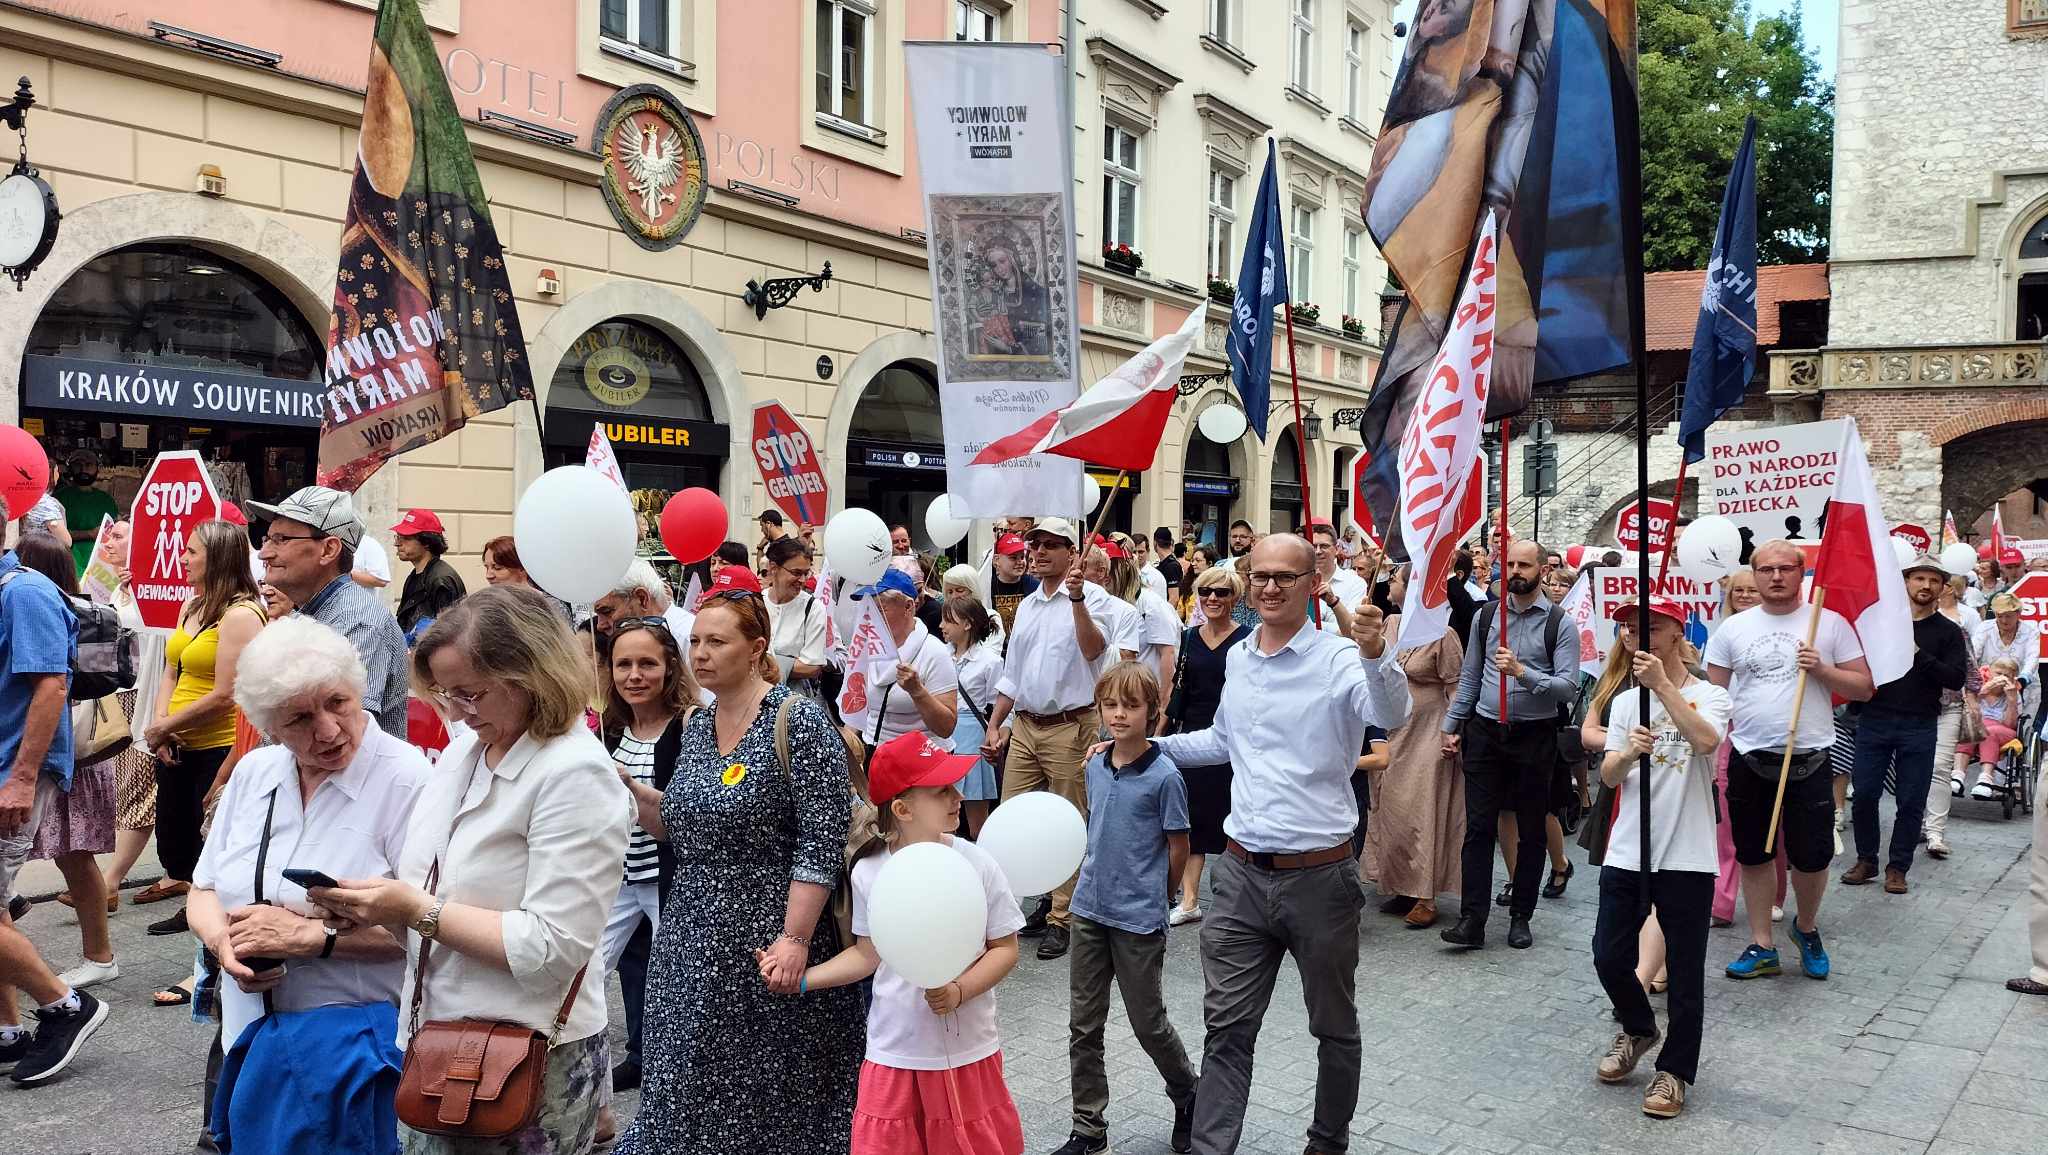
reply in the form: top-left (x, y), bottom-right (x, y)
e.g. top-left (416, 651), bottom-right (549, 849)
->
top-left (56, 891), bottom-right (120, 914)
top-left (1649, 973), bottom-right (1669, 994)
top-left (132, 879), bottom-right (189, 905)
top-left (154, 984), bottom-right (193, 1008)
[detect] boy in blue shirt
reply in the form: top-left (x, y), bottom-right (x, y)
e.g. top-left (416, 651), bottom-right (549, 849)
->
top-left (1056, 660), bottom-right (1196, 1155)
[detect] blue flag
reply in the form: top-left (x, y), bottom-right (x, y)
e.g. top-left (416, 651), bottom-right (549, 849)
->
top-left (1678, 114), bottom-right (1759, 464)
top-left (1229, 140), bottom-right (1288, 441)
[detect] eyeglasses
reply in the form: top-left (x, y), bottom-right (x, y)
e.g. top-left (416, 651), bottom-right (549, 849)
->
top-left (262, 532), bottom-right (320, 548)
top-left (430, 684), bottom-right (494, 714)
top-left (1026, 539), bottom-right (1071, 551)
top-left (616, 616), bottom-right (671, 632)
top-left (1754, 564), bottom-right (1802, 576)
top-left (1196, 587), bottom-right (1234, 599)
top-left (779, 564), bottom-right (813, 579)
top-left (1245, 570), bottom-right (1310, 589)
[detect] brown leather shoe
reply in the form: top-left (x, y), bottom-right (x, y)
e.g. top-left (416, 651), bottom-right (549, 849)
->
top-left (55, 891), bottom-right (119, 914)
top-left (1404, 900), bottom-right (1438, 929)
top-left (131, 879), bottom-right (188, 905)
top-left (1884, 868), bottom-right (1908, 894)
top-left (1597, 1028), bottom-right (1660, 1083)
top-left (1642, 1071), bottom-right (1686, 1118)
top-left (1840, 860), bottom-right (1879, 886)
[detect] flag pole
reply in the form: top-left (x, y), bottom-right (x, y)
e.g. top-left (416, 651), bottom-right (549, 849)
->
top-left (1495, 417), bottom-right (1512, 720)
top-left (1280, 301), bottom-right (1321, 629)
top-left (1655, 459), bottom-right (1687, 592)
top-left (1083, 470), bottom-right (1128, 546)
top-left (1764, 588), bottom-right (1829, 854)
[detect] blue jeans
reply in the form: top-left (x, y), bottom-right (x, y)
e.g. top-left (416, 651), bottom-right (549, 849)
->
top-left (1850, 707), bottom-right (1937, 875)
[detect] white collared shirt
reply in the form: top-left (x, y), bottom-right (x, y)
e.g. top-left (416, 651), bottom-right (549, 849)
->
top-left (396, 726), bottom-right (632, 1047)
top-left (193, 721), bottom-right (428, 1045)
top-left (1317, 567), bottom-right (1371, 633)
top-left (1096, 595), bottom-right (1143, 677)
top-left (996, 580), bottom-right (1119, 714)
top-left (1153, 618), bottom-right (1411, 853)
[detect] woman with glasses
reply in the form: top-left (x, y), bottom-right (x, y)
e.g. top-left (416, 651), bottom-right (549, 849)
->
top-left (1164, 567), bottom-right (1252, 926)
top-left (762, 538), bottom-right (827, 701)
top-left (1362, 565), bottom-right (1468, 929)
top-left (312, 585), bottom-right (632, 1154)
top-left (598, 617), bottom-right (702, 1119)
top-left (140, 520), bottom-right (266, 943)
top-left (617, 587), bottom-right (864, 1155)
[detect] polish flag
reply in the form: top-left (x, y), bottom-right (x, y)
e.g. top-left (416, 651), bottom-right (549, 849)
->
top-left (1811, 420), bottom-right (1913, 685)
top-left (1993, 502), bottom-right (2008, 559)
top-left (1351, 449), bottom-right (1382, 547)
top-left (973, 306), bottom-right (1206, 472)
top-left (1940, 509), bottom-right (1960, 550)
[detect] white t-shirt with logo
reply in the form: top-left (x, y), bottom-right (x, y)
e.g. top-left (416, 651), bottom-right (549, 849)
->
top-left (1601, 679), bottom-right (1731, 873)
top-left (1704, 604), bottom-right (1863, 753)
top-left (849, 836), bottom-right (1027, 1071)
top-left (836, 621), bottom-right (958, 746)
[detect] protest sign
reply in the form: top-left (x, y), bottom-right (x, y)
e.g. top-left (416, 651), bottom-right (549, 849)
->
top-left (79, 514), bottom-right (122, 603)
top-left (1586, 564), bottom-right (1725, 665)
top-left (1890, 523), bottom-right (1931, 554)
top-left (1704, 418), bottom-right (1847, 544)
top-left (128, 451), bottom-right (220, 631)
top-left (1615, 497), bottom-right (1676, 554)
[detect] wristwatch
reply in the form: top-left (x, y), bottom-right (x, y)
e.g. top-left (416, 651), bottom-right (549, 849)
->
top-left (411, 898), bottom-right (448, 940)
top-left (319, 925), bottom-right (339, 959)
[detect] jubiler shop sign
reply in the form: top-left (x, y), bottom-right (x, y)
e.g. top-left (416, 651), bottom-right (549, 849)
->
top-left (22, 354), bottom-right (324, 428)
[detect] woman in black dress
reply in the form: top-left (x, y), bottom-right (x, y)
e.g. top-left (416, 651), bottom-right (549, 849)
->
top-left (1165, 566), bottom-right (1252, 926)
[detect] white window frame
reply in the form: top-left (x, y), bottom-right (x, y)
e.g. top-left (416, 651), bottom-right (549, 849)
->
top-left (1344, 20), bottom-right (1364, 121)
top-left (1342, 227), bottom-right (1362, 318)
top-left (1207, 167), bottom-right (1239, 281)
top-left (1291, 205), bottom-right (1316, 296)
top-left (1209, 0), bottom-right (1235, 44)
top-left (1290, 0), bottom-right (1316, 94)
top-left (601, 0), bottom-right (683, 61)
top-left (1103, 121), bottom-right (1144, 251)
top-left (954, 0), bottom-right (999, 41)
top-left (817, 0), bottom-right (878, 131)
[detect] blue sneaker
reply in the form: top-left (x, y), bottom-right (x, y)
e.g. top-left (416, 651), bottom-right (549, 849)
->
top-left (1725, 944), bottom-right (1781, 979)
top-left (1792, 926), bottom-right (1830, 979)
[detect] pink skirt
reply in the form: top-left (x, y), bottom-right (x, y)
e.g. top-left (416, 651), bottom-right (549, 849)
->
top-left (851, 1053), bottom-right (1023, 1155)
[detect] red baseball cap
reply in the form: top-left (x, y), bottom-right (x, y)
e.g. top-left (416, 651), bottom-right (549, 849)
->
top-left (995, 532), bottom-right (1028, 556)
top-left (867, 732), bottom-right (977, 805)
top-left (2000, 548), bottom-right (2025, 567)
top-left (697, 564), bottom-right (762, 608)
top-left (1091, 534), bottom-right (1129, 560)
top-left (218, 501), bottom-right (247, 527)
top-left (1609, 598), bottom-right (1687, 627)
top-left (391, 508), bottom-right (445, 536)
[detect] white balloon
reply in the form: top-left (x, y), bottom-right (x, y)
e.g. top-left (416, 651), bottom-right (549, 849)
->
top-left (1197, 403), bottom-right (1248, 444)
top-left (1890, 535), bottom-right (1916, 568)
top-left (924, 494), bottom-right (971, 549)
top-left (976, 790), bottom-right (1087, 897)
top-left (823, 508), bottom-right (891, 586)
top-left (1674, 514), bottom-right (1742, 579)
top-left (866, 841), bottom-right (989, 989)
top-left (1080, 474), bottom-right (1102, 513)
top-left (1940, 542), bottom-right (1979, 577)
top-left (513, 466), bottom-right (638, 604)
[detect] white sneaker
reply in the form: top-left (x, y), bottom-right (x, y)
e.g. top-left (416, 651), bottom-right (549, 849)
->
top-left (56, 959), bottom-right (119, 990)
top-left (1835, 807), bottom-right (1848, 832)
top-left (1168, 905), bottom-right (1202, 927)
top-left (1971, 781), bottom-right (1996, 800)
top-left (1834, 825), bottom-right (1844, 857)
top-left (1771, 905), bottom-right (1785, 923)
top-left (1951, 775), bottom-right (1965, 797)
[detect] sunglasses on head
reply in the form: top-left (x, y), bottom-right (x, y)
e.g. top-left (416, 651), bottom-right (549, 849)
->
top-left (702, 589), bottom-right (758, 605)
top-left (615, 616), bottom-right (672, 633)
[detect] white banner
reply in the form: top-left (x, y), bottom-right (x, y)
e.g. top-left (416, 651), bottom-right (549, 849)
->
top-left (1586, 564), bottom-right (1726, 664)
top-left (587, 422), bottom-right (626, 491)
top-left (908, 42), bottom-right (1083, 517)
top-left (1704, 418), bottom-right (1846, 545)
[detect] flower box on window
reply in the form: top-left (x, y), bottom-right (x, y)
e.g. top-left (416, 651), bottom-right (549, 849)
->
top-left (1340, 314), bottom-right (1365, 339)
top-left (1292, 301), bottom-right (1322, 326)
top-left (1207, 277), bottom-right (1235, 303)
top-left (1103, 242), bottom-right (1144, 275)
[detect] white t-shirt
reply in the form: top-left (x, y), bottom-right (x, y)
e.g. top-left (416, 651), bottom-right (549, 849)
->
top-left (1096, 596), bottom-right (1143, 676)
top-left (1318, 566), bottom-right (1372, 633)
top-left (1135, 589), bottom-right (1180, 653)
top-left (1139, 565), bottom-right (1168, 601)
top-left (850, 836), bottom-right (1026, 1071)
top-left (837, 621), bottom-right (958, 746)
top-left (764, 590), bottom-right (828, 679)
top-left (1704, 604), bottom-right (1863, 753)
top-left (1601, 679), bottom-right (1730, 873)
top-left (354, 534), bottom-right (393, 584)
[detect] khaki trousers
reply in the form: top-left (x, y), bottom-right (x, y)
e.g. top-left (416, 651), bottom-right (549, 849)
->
top-left (2030, 760), bottom-right (2048, 985)
top-left (1002, 709), bottom-right (1096, 927)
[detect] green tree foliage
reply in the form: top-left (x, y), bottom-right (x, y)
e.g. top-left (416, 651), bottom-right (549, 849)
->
top-left (1638, 0), bottom-right (1834, 271)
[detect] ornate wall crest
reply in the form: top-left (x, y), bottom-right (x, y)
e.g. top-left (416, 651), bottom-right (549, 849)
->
top-left (592, 84), bottom-right (707, 251)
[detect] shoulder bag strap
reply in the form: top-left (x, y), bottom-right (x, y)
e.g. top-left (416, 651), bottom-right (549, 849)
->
top-left (869, 683), bottom-right (893, 746)
top-left (955, 655), bottom-right (990, 729)
top-left (773, 693), bottom-right (798, 776)
top-left (252, 788), bottom-right (280, 1013)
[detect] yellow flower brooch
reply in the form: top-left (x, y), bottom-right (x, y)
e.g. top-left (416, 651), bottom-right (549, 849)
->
top-left (722, 764), bottom-right (748, 788)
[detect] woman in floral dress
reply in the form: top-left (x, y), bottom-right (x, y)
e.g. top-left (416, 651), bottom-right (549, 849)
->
top-left (617, 590), bottom-right (863, 1154)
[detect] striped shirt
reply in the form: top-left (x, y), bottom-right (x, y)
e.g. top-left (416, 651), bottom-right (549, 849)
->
top-left (299, 573), bottom-right (409, 738)
top-left (613, 730), bottom-right (661, 885)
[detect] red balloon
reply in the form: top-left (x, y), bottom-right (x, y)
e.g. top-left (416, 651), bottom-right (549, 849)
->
top-left (0, 426), bottom-right (50, 522)
top-left (660, 487), bottom-right (728, 564)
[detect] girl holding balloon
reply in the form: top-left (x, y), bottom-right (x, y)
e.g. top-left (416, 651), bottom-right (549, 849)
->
top-left (790, 732), bottom-right (1027, 1155)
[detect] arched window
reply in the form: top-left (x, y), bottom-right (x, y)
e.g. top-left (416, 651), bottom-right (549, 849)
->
top-left (1185, 430), bottom-right (1232, 476)
top-left (849, 361), bottom-right (944, 444)
top-left (27, 244), bottom-right (323, 379)
top-left (550, 319), bottom-right (711, 420)
top-left (2018, 212), bottom-right (2048, 341)
top-left (1271, 428), bottom-right (1304, 530)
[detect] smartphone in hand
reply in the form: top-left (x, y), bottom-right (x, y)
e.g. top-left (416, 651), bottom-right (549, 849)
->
top-left (281, 867), bottom-right (340, 891)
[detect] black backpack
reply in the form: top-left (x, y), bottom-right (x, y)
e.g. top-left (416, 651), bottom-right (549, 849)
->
top-left (0, 570), bottom-right (138, 700)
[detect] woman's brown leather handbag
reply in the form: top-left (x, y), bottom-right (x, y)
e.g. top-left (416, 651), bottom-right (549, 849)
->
top-left (394, 858), bottom-right (585, 1138)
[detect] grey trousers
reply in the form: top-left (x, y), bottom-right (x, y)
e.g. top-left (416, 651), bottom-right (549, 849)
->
top-left (1193, 852), bottom-right (1365, 1155)
top-left (1068, 916), bottom-right (1198, 1139)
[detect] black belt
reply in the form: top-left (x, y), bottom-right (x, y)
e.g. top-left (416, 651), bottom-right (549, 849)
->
top-left (1016, 705), bottom-right (1096, 725)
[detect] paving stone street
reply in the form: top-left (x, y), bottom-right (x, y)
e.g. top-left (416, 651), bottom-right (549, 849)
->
top-left (7, 790), bottom-right (2046, 1155)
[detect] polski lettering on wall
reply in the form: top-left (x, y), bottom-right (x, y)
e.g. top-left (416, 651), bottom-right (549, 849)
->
top-left (713, 132), bottom-right (841, 202)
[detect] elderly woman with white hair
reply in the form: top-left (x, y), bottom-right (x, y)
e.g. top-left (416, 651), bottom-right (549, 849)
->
top-left (187, 615), bottom-right (429, 1154)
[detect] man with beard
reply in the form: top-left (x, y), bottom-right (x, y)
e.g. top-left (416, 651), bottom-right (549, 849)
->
top-left (1227, 520), bottom-right (1255, 559)
top-left (1440, 539), bottom-right (1582, 950)
top-left (1841, 555), bottom-right (1966, 895)
top-left (52, 451), bottom-right (118, 576)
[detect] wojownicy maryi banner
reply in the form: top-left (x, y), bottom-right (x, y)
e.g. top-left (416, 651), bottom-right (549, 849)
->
top-left (907, 42), bottom-right (1082, 517)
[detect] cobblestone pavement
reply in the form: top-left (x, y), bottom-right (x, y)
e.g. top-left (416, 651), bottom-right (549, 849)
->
top-left (8, 791), bottom-right (2046, 1155)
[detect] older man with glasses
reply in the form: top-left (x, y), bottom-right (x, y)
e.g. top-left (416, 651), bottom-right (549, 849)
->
top-left (982, 517), bottom-right (1117, 960)
top-left (1149, 533), bottom-right (1408, 1155)
top-left (250, 488), bottom-right (408, 737)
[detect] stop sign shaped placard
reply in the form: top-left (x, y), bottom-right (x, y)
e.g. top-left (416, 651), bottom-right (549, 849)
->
top-left (751, 401), bottom-right (828, 527)
top-left (1616, 498), bottom-right (1676, 555)
top-left (1891, 523), bottom-right (1932, 554)
top-left (128, 451), bottom-right (221, 631)
top-left (2012, 572), bottom-right (2048, 632)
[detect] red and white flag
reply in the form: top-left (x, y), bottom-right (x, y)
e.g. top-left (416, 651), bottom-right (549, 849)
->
top-left (1992, 502), bottom-right (2008, 559)
top-left (1351, 449), bottom-right (1381, 547)
top-left (1940, 509), bottom-right (1960, 551)
top-left (587, 423), bottom-right (626, 491)
top-left (972, 306), bottom-right (1206, 472)
top-left (1812, 420), bottom-right (1913, 685)
top-left (1395, 212), bottom-right (1497, 650)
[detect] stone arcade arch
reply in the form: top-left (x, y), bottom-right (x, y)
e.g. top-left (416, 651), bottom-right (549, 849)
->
top-left (1938, 415), bottom-right (2048, 530)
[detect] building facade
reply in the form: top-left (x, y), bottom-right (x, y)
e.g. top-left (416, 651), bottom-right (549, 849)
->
top-left (0, 0), bottom-right (1399, 592)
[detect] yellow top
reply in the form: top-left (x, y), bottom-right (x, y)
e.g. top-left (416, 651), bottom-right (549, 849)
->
top-left (164, 602), bottom-right (262, 751)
